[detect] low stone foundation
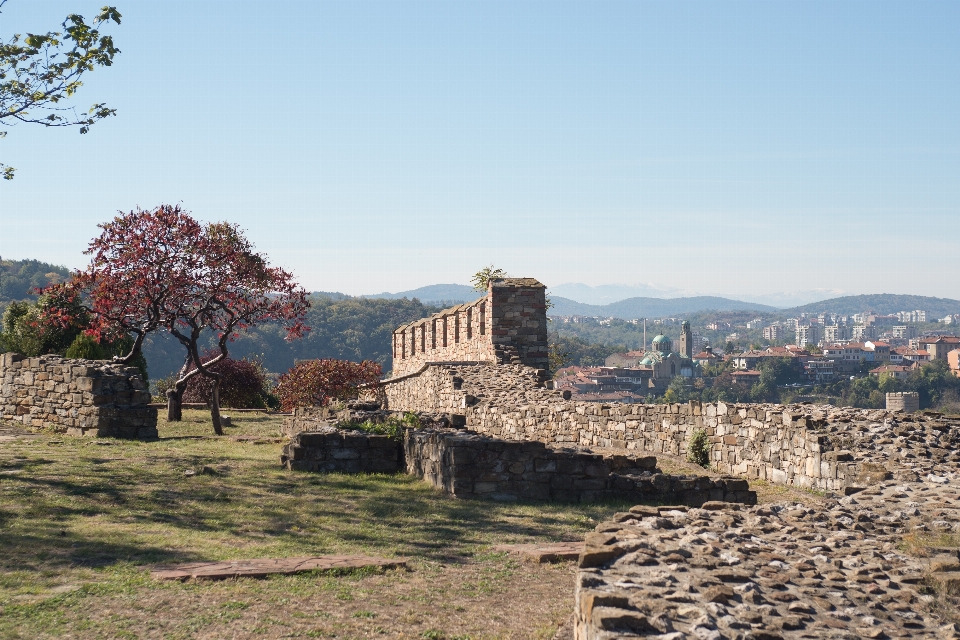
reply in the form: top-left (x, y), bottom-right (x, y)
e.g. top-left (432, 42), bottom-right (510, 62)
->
top-left (406, 428), bottom-right (756, 505)
top-left (0, 352), bottom-right (157, 439)
top-left (281, 419), bottom-right (757, 506)
top-left (280, 427), bottom-right (402, 473)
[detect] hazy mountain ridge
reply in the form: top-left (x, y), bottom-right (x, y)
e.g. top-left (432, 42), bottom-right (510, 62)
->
top-left (549, 296), bottom-right (778, 318)
top-left (782, 294), bottom-right (960, 318)
top-left (363, 284), bottom-right (478, 304)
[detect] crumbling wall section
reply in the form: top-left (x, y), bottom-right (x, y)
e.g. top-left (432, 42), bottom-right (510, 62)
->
top-left (405, 428), bottom-right (756, 504)
top-left (377, 362), bottom-right (956, 492)
top-left (0, 352), bottom-right (157, 438)
top-left (390, 277), bottom-right (549, 377)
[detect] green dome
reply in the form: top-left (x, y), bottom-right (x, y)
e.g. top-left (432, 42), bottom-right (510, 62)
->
top-left (652, 335), bottom-right (671, 351)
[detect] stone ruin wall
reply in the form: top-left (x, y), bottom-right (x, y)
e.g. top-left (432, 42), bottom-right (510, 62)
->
top-left (390, 278), bottom-right (549, 377)
top-left (886, 391), bottom-right (920, 413)
top-left (0, 352), bottom-right (157, 438)
top-left (279, 411), bottom-right (757, 506)
top-left (370, 362), bottom-right (948, 492)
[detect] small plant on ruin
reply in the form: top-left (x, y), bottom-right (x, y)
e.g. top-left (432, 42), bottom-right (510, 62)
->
top-left (338, 412), bottom-right (420, 441)
top-left (687, 428), bottom-right (711, 469)
top-left (470, 265), bottom-right (508, 291)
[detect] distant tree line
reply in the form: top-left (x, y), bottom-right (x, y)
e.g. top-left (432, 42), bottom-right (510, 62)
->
top-left (0, 258), bottom-right (71, 302)
top-left (141, 294), bottom-right (442, 381)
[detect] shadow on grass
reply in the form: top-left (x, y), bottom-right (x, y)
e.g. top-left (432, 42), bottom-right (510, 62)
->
top-left (1, 443), bottom-right (627, 573)
top-left (0, 517), bottom-right (205, 572)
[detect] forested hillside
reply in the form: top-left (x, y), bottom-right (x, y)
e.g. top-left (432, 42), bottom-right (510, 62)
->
top-left (784, 294), bottom-right (960, 318)
top-left (142, 294), bottom-right (441, 380)
top-left (0, 258), bottom-right (71, 302)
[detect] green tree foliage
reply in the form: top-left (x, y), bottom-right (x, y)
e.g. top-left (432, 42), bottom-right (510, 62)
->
top-left (470, 265), bottom-right (508, 292)
top-left (548, 332), bottom-right (626, 368)
top-left (0, 288), bottom-right (88, 355)
top-left (687, 429), bottom-right (711, 469)
top-left (64, 332), bottom-right (105, 359)
top-left (0, 258), bottom-right (71, 302)
top-left (140, 294), bottom-right (442, 381)
top-left (662, 376), bottom-right (689, 404)
top-left (0, 2), bottom-right (122, 179)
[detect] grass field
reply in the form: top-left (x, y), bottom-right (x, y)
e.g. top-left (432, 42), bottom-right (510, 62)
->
top-left (0, 410), bottom-right (631, 639)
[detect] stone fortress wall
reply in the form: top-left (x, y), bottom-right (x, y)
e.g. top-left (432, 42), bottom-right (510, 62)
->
top-left (391, 278), bottom-right (549, 377)
top-left (372, 275), bottom-right (960, 493)
top-left (0, 352), bottom-right (157, 438)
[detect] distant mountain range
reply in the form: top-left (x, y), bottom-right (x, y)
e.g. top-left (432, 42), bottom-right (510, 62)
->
top-left (782, 294), bottom-right (960, 319)
top-left (547, 283), bottom-right (847, 308)
top-left (353, 285), bottom-right (960, 322)
top-left (548, 296), bottom-right (778, 318)
top-left (363, 284), bottom-right (478, 305)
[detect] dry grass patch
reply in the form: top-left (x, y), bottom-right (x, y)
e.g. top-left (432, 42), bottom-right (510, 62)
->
top-left (0, 411), bottom-right (623, 639)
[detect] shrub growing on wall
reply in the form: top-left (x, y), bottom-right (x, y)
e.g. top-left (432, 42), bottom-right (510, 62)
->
top-left (181, 355), bottom-right (271, 409)
top-left (687, 428), bottom-right (712, 469)
top-left (276, 359), bottom-right (382, 412)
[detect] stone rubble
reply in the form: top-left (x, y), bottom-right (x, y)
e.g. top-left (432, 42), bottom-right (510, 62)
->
top-left (575, 474), bottom-right (960, 639)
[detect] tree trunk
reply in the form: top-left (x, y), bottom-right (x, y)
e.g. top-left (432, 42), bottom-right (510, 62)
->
top-left (210, 378), bottom-right (224, 435)
top-left (166, 386), bottom-right (184, 422)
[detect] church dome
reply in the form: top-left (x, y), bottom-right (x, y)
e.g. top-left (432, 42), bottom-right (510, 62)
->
top-left (652, 335), bottom-right (672, 352)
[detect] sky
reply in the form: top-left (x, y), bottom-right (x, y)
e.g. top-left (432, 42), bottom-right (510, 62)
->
top-left (1, 1), bottom-right (958, 301)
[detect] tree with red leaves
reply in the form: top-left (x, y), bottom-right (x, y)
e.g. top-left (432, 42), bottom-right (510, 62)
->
top-left (165, 221), bottom-right (309, 433)
top-left (69, 205), bottom-right (205, 364)
top-left (275, 359), bottom-right (382, 412)
top-left (62, 204), bottom-right (309, 434)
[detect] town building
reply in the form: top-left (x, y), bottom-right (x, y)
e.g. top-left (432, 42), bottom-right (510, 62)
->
top-left (604, 351), bottom-right (647, 368)
top-left (949, 349), bottom-right (960, 378)
top-left (762, 325), bottom-right (782, 341)
top-left (892, 325), bottom-right (918, 340)
top-left (795, 324), bottom-right (821, 348)
top-left (869, 364), bottom-right (913, 380)
top-left (917, 336), bottom-right (960, 361)
top-left (804, 359), bottom-right (835, 383)
top-left (852, 325), bottom-right (877, 341)
top-left (822, 324), bottom-right (850, 344)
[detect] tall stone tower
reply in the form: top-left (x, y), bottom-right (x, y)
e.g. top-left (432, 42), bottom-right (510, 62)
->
top-left (679, 320), bottom-right (693, 359)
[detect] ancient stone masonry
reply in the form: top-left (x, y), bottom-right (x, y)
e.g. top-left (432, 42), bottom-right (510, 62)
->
top-left (280, 409), bottom-right (757, 506)
top-left (0, 352), bottom-right (157, 438)
top-left (405, 428), bottom-right (756, 505)
top-left (390, 277), bottom-right (549, 377)
top-left (373, 362), bottom-right (960, 493)
top-left (281, 426), bottom-right (402, 473)
top-left (573, 472), bottom-right (960, 639)
top-left (887, 391), bottom-right (920, 413)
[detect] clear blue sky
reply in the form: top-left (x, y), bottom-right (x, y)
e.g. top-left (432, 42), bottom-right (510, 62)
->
top-left (1, 0), bottom-right (958, 299)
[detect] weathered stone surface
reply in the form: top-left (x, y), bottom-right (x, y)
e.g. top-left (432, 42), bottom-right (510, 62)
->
top-left (0, 352), bottom-right (156, 439)
top-left (573, 473), bottom-right (960, 639)
top-left (405, 428), bottom-right (756, 505)
top-left (493, 542), bottom-right (583, 563)
top-left (150, 555), bottom-right (408, 581)
top-left (366, 360), bottom-right (960, 494)
top-left (280, 426), bottom-right (403, 474)
top-left (390, 278), bottom-right (549, 377)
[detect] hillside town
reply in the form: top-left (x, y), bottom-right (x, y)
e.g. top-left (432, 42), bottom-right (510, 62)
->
top-left (554, 307), bottom-right (960, 404)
